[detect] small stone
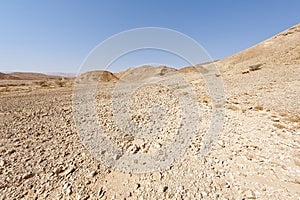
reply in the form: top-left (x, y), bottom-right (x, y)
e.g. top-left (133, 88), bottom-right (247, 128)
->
top-left (63, 183), bottom-right (69, 190)
top-left (217, 140), bottom-right (224, 147)
top-left (127, 192), bottom-right (132, 197)
top-left (89, 170), bottom-right (97, 177)
top-left (178, 185), bottom-right (184, 191)
top-left (7, 149), bottom-right (16, 155)
top-left (242, 69), bottom-right (250, 74)
top-left (113, 154), bottom-right (120, 160)
top-left (22, 172), bottom-right (34, 180)
top-left (78, 195), bottom-right (89, 200)
top-left (98, 187), bottom-right (106, 198)
top-left (53, 166), bottom-right (64, 175)
top-left (162, 186), bottom-right (168, 192)
top-left (0, 159), bottom-right (6, 167)
top-left (243, 189), bottom-right (256, 199)
top-left (135, 183), bottom-right (141, 189)
top-left (66, 186), bottom-right (72, 195)
top-left (64, 166), bottom-right (76, 176)
top-left (201, 191), bottom-right (208, 198)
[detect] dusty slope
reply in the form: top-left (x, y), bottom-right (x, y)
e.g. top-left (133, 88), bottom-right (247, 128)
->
top-left (221, 23), bottom-right (300, 70)
top-left (210, 23), bottom-right (300, 115)
top-left (114, 65), bottom-right (177, 80)
top-left (78, 70), bottom-right (119, 83)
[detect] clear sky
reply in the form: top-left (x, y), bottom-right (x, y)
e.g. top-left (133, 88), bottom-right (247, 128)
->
top-left (0, 0), bottom-right (299, 73)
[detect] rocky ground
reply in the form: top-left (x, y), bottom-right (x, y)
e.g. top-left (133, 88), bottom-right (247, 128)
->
top-left (0, 64), bottom-right (299, 199)
top-left (0, 24), bottom-right (299, 199)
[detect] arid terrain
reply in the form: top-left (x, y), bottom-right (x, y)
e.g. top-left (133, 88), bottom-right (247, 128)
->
top-left (0, 23), bottom-right (299, 199)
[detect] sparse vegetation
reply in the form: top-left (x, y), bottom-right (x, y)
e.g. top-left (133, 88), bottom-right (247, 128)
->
top-left (283, 114), bottom-right (300, 123)
top-left (38, 80), bottom-right (50, 87)
top-left (226, 104), bottom-right (239, 111)
top-left (254, 105), bottom-right (264, 111)
top-left (55, 80), bottom-right (66, 87)
top-left (273, 123), bottom-right (286, 129)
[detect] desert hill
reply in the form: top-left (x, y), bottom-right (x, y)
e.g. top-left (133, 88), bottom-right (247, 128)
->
top-left (77, 70), bottom-right (119, 83)
top-left (220, 23), bottom-right (300, 71)
top-left (9, 72), bottom-right (64, 80)
top-left (214, 23), bottom-right (300, 115)
top-left (114, 65), bottom-right (177, 81)
top-left (0, 72), bottom-right (20, 80)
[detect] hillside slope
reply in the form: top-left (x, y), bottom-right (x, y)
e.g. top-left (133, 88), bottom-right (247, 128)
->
top-left (220, 23), bottom-right (300, 71)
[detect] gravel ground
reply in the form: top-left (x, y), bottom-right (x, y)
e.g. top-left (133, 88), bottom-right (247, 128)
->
top-left (0, 64), bottom-right (299, 199)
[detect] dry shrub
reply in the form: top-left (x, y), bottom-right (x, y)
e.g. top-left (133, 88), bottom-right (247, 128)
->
top-left (273, 123), bottom-right (286, 129)
top-left (254, 105), bottom-right (264, 111)
top-left (198, 96), bottom-right (211, 103)
top-left (283, 114), bottom-right (300, 123)
top-left (35, 81), bottom-right (50, 87)
top-left (55, 80), bottom-right (66, 87)
top-left (226, 104), bottom-right (239, 111)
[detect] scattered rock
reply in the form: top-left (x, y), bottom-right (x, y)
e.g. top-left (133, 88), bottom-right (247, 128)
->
top-left (22, 172), bottom-right (34, 180)
top-left (254, 105), bottom-right (263, 111)
top-left (0, 159), bottom-right (6, 167)
top-left (88, 170), bottom-right (97, 178)
top-left (273, 123), bottom-right (286, 129)
top-left (98, 187), bottom-right (106, 198)
top-left (53, 166), bottom-right (64, 175)
top-left (249, 64), bottom-right (263, 71)
top-left (243, 189), bottom-right (256, 199)
top-left (63, 166), bottom-right (76, 176)
top-left (162, 186), bottom-right (168, 192)
top-left (66, 186), bottom-right (72, 195)
top-left (135, 183), bottom-right (141, 189)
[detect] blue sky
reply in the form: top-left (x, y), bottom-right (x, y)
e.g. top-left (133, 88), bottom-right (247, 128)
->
top-left (0, 0), bottom-right (299, 73)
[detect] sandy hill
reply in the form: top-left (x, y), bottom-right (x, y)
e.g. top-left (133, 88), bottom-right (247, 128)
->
top-left (114, 68), bottom-right (134, 78)
top-left (77, 70), bottom-right (119, 83)
top-left (115, 65), bottom-right (177, 81)
top-left (219, 23), bottom-right (300, 71)
top-left (177, 23), bottom-right (300, 75)
top-left (213, 23), bottom-right (300, 115)
top-left (0, 72), bottom-right (20, 80)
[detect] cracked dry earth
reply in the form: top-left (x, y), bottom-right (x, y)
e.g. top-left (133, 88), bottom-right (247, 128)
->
top-left (0, 62), bottom-right (299, 200)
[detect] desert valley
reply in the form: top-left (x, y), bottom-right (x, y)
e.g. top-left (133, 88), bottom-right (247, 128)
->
top-left (0, 23), bottom-right (299, 199)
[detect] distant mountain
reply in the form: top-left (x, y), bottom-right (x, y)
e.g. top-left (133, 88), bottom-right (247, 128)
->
top-left (0, 72), bottom-right (20, 80)
top-left (9, 72), bottom-right (64, 80)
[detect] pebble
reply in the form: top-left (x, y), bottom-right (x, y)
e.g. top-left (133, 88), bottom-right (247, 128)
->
top-left (64, 166), bottom-right (76, 176)
top-left (88, 170), bottom-right (97, 177)
top-left (66, 186), bottom-right (72, 195)
top-left (22, 172), bottom-right (34, 180)
top-left (98, 187), bottom-right (106, 198)
top-left (0, 159), bottom-right (6, 167)
top-left (53, 166), bottom-right (64, 175)
top-left (162, 186), bottom-right (168, 192)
